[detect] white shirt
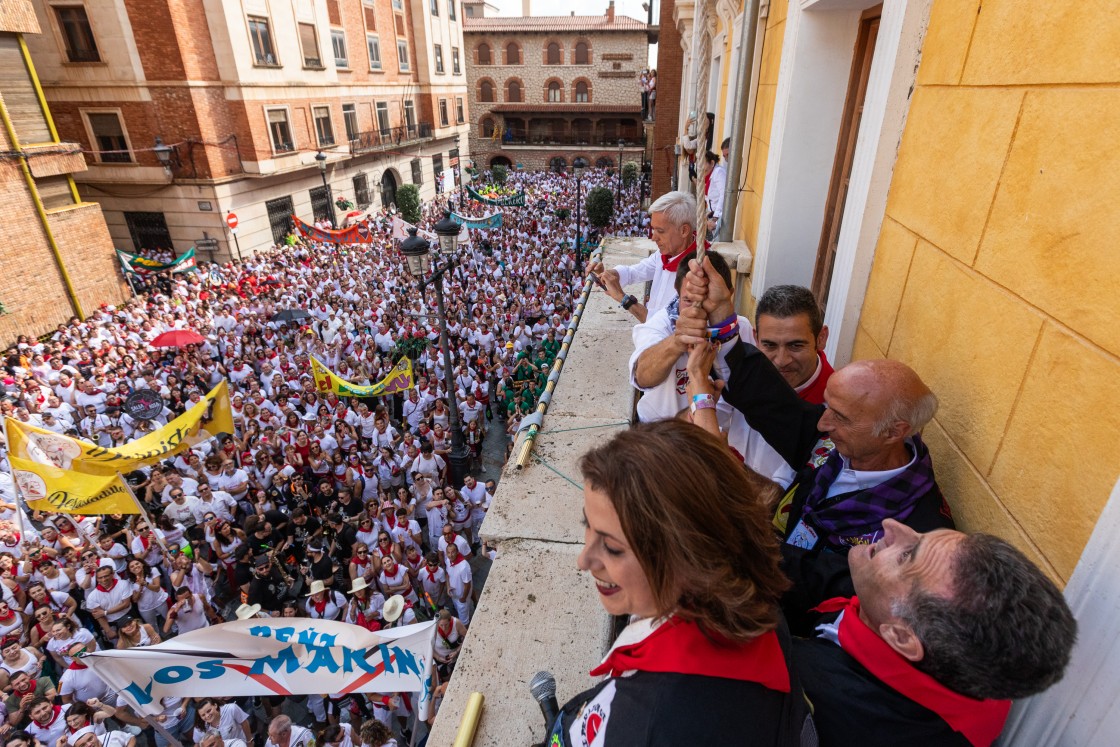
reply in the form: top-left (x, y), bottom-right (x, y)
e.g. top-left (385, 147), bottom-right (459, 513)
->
top-left (613, 248), bottom-right (685, 315)
top-left (445, 558), bottom-right (472, 597)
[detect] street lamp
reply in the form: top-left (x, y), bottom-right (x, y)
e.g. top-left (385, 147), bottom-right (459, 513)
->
top-left (153, 136), bottom-right (173, 175)
top-left (573, 156), bottom-right (589, 277)
top-left (401, 224), bottom-right (471, 486)
top-left (616, 138), bottom-right (625, 210)
top-left (315, 150), bottom-right (338, 228)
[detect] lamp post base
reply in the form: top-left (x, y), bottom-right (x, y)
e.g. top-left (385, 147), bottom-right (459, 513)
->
top-left (447, 446), bottom-right (471, 488)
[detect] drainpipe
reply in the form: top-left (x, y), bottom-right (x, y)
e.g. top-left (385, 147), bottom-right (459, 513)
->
top-left (0, 36), bottom-right (84, 319)
top-left (718, 0), bottom-right (762, 243)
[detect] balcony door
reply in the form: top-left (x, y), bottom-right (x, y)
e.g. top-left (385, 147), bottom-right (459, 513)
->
top-left (811, 5), bottom-right (881, 311)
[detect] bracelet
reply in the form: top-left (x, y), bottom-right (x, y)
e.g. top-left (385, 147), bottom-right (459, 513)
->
top-left (690, 393), bottom-right (717, 416)
top-left (709, 313), bottom-right (737, 330)
top-left (706, 320), bottom-right (739, 342)
top-left (621, 295), bottom-right (638, 311)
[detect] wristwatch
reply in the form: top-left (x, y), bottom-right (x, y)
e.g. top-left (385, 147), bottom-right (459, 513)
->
top-left (621, 295), bottom-right (638, 311)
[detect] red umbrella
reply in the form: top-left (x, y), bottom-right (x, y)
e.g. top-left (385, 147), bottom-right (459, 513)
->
top-left (149, 329), bottom-right (205, 348)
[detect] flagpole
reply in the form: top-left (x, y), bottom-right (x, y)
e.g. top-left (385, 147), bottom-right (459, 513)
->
top-left (2, 418), bottom-right (27, 541)
top-left (118, 472), bottom-right (175, 558)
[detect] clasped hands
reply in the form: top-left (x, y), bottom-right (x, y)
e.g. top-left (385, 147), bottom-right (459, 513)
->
top-left (677, 257), bottom-right (736, 400)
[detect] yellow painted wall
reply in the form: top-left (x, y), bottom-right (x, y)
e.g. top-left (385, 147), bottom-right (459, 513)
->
top-left (734, 0), bottom-right (787, 250)
top-left (852, 0), bottom-right (1120, 583)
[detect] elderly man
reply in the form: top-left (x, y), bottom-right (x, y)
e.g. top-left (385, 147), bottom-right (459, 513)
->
top-left (586, 191), bottom-right (698, 323)
top-left (755, 284), bottom-right (834, 405)
top-left (265, 715), bottom-right (315, 747)
top-left (795, 519), bottom-right (1076, 746)
top-left (678, 257), bottom-right (953, 608)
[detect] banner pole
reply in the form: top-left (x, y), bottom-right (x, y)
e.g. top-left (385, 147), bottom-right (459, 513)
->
top-left (2, 418), bottom-right (27, 541)
top-left (118, 472), bottom-right (175, 557)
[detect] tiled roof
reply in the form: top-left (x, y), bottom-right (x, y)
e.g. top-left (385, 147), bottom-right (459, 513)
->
top-left (463, 15), bottom-right (648, 32)
top-left (490, 103), bottom-right (643, 114)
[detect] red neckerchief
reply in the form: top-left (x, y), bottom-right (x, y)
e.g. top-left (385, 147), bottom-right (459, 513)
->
top-left (448, 555), bottom-right (466, 567)
top-left (812, 597), bottom-right (1010, 747)
top-left (138, 534), bottom-right (150, 552)
top-left (3, 533), bottom-right (20, 548)
top-left (312, 595), bottom-right (329, 615)
top-left (34, 704), bottom-right (62, 727)
top-left (96, 579), bottom-right (117, 593)
top-left (796, 351), bottom-right (834, 406)
top-left (660, 240), bottom-right (701, 273)
top-left (589, 616), bottom-right (789, 692)
top-left (13, 677), bottom-right (36, 696)
top-left (0, 608), bottom-right (13, 622)
top-left (352, 556), bottom-right (369, 569)
top-left (68, 658), bottom-right (88, 670)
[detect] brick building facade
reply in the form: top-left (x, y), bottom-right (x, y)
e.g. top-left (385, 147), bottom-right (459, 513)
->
top-left (0, 0), bottom-right (126, 343)
top-left (464, 2), bottom-right (651, 172)
top-left (651, 0), bottom-right (681, 196)
top-left (24, 0), bottom-right (471, 259)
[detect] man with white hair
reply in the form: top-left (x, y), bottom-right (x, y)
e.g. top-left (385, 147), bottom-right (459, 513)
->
top-left (265, 714), bottom-right (315, 747)
top-left (586, 190), bottom-right (699, 323)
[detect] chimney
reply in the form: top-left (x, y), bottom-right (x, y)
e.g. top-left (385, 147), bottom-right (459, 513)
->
top-left (522, 0), bottom-right (532, 16)
top-left (607, 1), bottom-right (615, 21)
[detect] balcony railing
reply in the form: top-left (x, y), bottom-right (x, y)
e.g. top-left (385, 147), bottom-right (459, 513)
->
top-left (350, 122), bottom-right (434, 154)
top-left (485, 132), bottom-right (646, 148)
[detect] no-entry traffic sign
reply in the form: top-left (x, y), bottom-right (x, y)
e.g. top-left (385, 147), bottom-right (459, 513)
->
top-left (226, 213), bottom-right (239, 230)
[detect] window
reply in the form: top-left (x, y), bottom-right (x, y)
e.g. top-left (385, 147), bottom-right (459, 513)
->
top-left (367, 35), bottom-right (381, 70)
top-left (546, 42), bottom-right (560, 65)
top-left (547, 81), bottom-right (561, 103)
top-left (433, 154), bottom-right (444, 183)
top-left (376, 102), bottom-right (390, 137)
top-left (248, 16), bottom-right (277, 66)
top-left (506, 79), bottom-right (522, 102)
top-left (574, 41), bottom-right (590, 65)
top-left (505, 43), bottom-right (520, 65)
top-left (439, 100), bottom-right (449, 127)
top-left (397, 39), bottom-right (409, 71)
top-left (332, 30), bottom-right (348, 68)
top-left (430, 0), bottom-right (439, 15)
top-left (313, 106), bottom-right (334, 146)
top-left (574, 80), bottom-right (589, 103)
top-left (477, 43), bottom-right (491, 65)
top-left (452, 47), bottom-right (460, 74)
top-left (410, 157), bottom-right (423, 185)
top-left (267, 108), bottom-right (294, 152)
top-left (298, 23), bottom-right (321, 68)
top-left (54, 6), bottom-right (99, 62)
top-left (354, 173), bottom-right (371, 207)
top-left (479, 80), bottom-right (494, 102)
top-left (87, 112), bottom-right (130, 163)
top-left (480, 116), bottom-right (495, 138)
top-left (434, 44), bottom-right (444, 74)
top-left (404, 100), bottom-right (416, 134)
top-left (342, 103), bottom-right (358, 143)
top-left (392, 0), bottom-right (403, 9)
top-left (449, 0), bottom-right (456, 21)
top-left (456, 98), bottom-right (464, 124)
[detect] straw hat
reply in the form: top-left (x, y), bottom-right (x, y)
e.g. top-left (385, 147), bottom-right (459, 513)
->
top-left (348, 577), bottom-right (371, 594)
top-left (235, 603), bottom-right (262, 620)
top-left (305, 579), bottom-right (328, 596)
top-left (382, 594), bottom-right (405, 623)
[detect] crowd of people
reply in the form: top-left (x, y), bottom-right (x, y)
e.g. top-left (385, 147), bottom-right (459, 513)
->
top-left (0, 167), bottom-right (646, 747)
top-left (555, 189), bottom-right (1078, 746)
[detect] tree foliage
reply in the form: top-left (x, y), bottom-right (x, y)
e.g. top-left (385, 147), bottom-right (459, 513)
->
top-left (396, 184), bottom-right (421, 224)
top-left (585, 186), bottom-right (615, 229)
top-left (492, 164), bottom-right (508, 184)
top-left (622, 161), bottom-right (639, 188)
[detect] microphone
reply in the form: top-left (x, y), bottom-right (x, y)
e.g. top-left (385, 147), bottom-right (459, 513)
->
top-left (530, 670), bottom-right (560, 735)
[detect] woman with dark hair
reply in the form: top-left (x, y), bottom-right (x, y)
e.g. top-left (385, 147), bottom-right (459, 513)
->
top-left (550, 420), bottom-right (808, 745)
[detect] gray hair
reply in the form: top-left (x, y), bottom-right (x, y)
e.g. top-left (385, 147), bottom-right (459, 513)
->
top-left (648, 191), bottom-right (696, 231)
top-left (872, 390), bottom-right (939, 438)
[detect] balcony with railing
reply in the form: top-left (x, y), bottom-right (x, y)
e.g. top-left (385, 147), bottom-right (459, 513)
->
top-left (349, 122), bottom-right (434, 155)
top-left (492, 132), bottom-right (647, 149)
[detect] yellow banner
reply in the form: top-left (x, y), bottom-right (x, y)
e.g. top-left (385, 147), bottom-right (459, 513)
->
top-left (6, 380), bottom-right (233, 476)
top-left (10, 455), bottom-right (140, 515)
top-left (311, 357), bottom-right (415, 398)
